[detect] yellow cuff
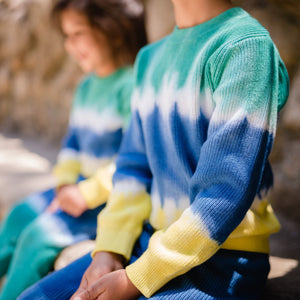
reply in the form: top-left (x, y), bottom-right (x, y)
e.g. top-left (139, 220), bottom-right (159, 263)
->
top-left (53, 160), bottom-right (81, 186)
top-left (54, 173), bottom-right (78, 187)
top-left (78, 166), bottom-right (114, 209)
top-left (92, 228), bottom-right (138, 260)
top-left (91, 185), bottom-right (151, 259)
top-left (78, 179), bottom-right (108, 209)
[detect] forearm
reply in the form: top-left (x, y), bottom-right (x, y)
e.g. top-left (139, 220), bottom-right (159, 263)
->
top-left (92, 180), bottom-right (152, 259)
top-left (78, 164), bottom-right (115, 209)
top-left (53, 159), bottom-right (81, 186)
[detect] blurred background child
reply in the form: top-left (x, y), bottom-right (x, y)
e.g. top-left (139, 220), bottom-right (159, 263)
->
top-left (0, 0), bottom-right (147, 299)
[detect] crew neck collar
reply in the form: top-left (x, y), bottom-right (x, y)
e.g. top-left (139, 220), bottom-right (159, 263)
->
top-left (172, 7), bottom-right (247, 36)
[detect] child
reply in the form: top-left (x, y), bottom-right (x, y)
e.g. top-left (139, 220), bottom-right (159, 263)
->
top-left (19, 0), bottom-right (289, 299)
top-left (0, 0), bottom-right (147, 299)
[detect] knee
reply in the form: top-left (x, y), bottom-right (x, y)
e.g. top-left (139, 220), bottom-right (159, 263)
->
top-left (17, 219), bottom-right (50, 252)
top-left (6, 201), bottom-right (32, 221)
top-left (6, 197), bottom-right (43, 227)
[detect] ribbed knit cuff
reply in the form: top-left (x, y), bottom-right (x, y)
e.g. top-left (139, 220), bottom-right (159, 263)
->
top-left (54, 173), bottom-right (78, 187)
top-left (92, 229), bottom-right (137, 260)
top-left (78, 177), bottom-right (110, 209)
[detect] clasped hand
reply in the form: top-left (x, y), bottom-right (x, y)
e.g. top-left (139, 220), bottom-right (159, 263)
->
top-left (70, 251), bottom-right (141, 300)
top-left (47, 184), bottom-right (88, 217)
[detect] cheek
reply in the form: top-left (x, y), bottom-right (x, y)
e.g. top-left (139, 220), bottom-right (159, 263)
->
top-left (82, 39), bottom-right (100, 56)
top-left (65, 40), bottom-right (80, 58)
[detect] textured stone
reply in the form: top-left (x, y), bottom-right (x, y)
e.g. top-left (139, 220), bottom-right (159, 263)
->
top-left (54, 240), bottom-right (96, 271)
top-left (0, 0), bottom-right (82, 140)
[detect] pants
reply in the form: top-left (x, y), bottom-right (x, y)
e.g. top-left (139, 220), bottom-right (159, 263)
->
top-left (19, 223), bottom-right (270, 300)
top-left (0, 186), bottom-right (103, 300)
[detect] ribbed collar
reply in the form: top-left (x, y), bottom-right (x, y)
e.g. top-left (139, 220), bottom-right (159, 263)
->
top-left (90, 66), bottom-right (130, 86)
top-left (171, 7), bottom-right (248, 40)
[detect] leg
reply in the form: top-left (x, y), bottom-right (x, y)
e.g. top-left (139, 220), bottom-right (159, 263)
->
top-left (0, 188), bottom-right (55, 278)
top-left (128, 225), bottom-right (270, 300)
top-left (0, 205), bottom-right (102, 300)
top-left (18, 253), bottom-right (92, 300)
top-left (17, 222), bottom-right (151, 300)
top-left (136, 250), bottom-right (270, 300)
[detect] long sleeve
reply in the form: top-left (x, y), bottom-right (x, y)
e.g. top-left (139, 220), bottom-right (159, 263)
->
top-left (126, 37), bottom-right (289, 297)
top-left (78, 163), bottom-right (115, 209)
top-left (92, 96), bottom-right (153, 259)
top-left (53, 117), bottom-right (81, 187)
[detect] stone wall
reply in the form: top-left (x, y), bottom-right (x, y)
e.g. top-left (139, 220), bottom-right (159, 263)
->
top-left (0, 0), bottom-right (299, 222)
top-left (0, 0), bottom-right (82, 140)
top-left (0, 0), bottom-right (175, 141)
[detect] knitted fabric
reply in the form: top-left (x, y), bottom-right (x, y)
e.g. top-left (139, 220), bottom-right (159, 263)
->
top-left (0, 187), bottom-right (103, 300)
top-left (0, 67), bottom-right (133, 299)
top-left (53, 67), bottom-right (133, 190)
top-left (19, 224), bottom-right (269, 300)
top-left (93, 8), bottom-right (289, 297)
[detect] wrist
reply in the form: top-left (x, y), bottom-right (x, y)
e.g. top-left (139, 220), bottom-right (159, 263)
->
top-left (94, 251), bottom-right (126, 267)
top-left (124, 270), bottom-right (142, 298)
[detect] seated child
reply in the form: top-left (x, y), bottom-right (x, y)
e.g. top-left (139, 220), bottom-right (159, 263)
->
top-left (19, 0), bottom-right (289, 299)
top-left (0, 0), bottom-right (147, 299)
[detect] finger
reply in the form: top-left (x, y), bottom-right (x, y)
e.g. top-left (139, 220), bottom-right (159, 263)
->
top-left (74, 281), bottom-right (105, 300)
top-left (60, 205), bottom-right (80, 217)
top-left (70, 287), bottom-right (86, 300)
top-left (71, 271), bottom-right (90, 300)
top-left (46, 199), bottom-right (60, 213)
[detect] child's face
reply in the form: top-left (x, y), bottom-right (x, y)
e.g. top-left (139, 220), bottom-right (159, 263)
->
top-left (60, 9), bottom-right (116, 75)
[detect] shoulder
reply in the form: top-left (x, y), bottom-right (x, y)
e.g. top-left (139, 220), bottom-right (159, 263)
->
top-left (134, 34), bottom-right (171, 69)
top-left (116, 67), bottom-right (134, 87)
top-left (219, 8), bottom-right (270, 39)
top-left (112, 67), bottom-right (135, 98)
top-left (203, 9), bottom-right (280, 68)
top-left (74, 74), bottom-right (94, 96)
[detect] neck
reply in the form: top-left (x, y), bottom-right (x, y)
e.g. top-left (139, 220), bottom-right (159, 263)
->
top-left (95, 62), bottom-right (119, 77)
top-left (172, 0), bottom-right (233, 29)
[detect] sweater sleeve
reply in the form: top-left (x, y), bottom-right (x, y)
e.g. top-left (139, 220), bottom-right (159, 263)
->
top-left (52, 82), bottom-right (85, 187)
top-left (125, 37), bottom-right (289, 297)
top-left (118, 76), bottom-right (134, 129)
top-left (92, 90), bottom-right (153, 259)
top-left (53, 127), bottom-right (81, 187)
top-left (77, 163), bottom-right (115, 209)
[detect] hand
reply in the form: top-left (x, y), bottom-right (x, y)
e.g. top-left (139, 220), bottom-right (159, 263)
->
top-left (72, 269), bottom-right (141, 300)
top-left (47, 184), bottom-right (69, 213)
top-left (47, 185), bottom-right (88, 217)
top-left (71, 251), bottom-right (126, 300)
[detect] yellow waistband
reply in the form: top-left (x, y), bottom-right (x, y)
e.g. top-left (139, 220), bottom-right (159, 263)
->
top-left (221, 235), bottom-right (270, 253)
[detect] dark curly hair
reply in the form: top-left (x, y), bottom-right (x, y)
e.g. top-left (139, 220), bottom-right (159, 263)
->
top-left (52, 0), bottom-right (147, 66)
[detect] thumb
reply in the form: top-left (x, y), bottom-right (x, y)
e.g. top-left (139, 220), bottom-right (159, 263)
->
top-left (73, 291), bottom-right (91, 300)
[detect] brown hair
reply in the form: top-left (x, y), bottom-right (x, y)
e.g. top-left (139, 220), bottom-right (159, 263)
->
top-left (52, 0), bottom-right (147, 66)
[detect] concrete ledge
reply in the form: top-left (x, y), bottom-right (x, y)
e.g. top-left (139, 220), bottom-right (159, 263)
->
top-left (263, 256), bottom-right (300, 299)
top-left (54, 240), bottom-right (96, 270)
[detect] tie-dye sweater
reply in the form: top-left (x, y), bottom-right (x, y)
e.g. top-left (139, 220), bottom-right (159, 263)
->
top-left (53, 67), bottom-right (133, 208)
top-left (94, 8), bottom-right (289, 297)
